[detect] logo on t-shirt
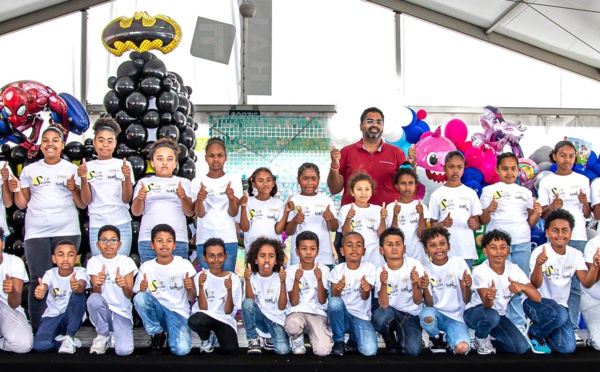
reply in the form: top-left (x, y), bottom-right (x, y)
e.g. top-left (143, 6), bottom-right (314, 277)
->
top-left (32, 175), bottom-right (51, 186)
top-left (494, 190), bottom-right (504, 200)
top-left (87, 170), bottom-right (97, 182)
top-left (544, 265), bottom-right (560, 280)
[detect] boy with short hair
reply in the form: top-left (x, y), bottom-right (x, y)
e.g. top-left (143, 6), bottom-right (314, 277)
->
top-left (328, 231), bottom-right (378, 356)
top-left (133, 224), bottom-right (197, 356)
top-left (33, 240), bottom-right (90, 354)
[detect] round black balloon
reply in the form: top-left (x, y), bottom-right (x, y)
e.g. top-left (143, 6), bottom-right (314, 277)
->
top-left (189, 100), bottom-right (195, 116)
top-left (127, 154), bottom-right (147, 180)
top-left (116, 60), bottom-right (140, 79)
top-left (114, 77), bottom-right (136, 97)
top-left (157, 90), bottom-right (179, 114)
top-left (129, 51), bottom-right (142, 60)
top-left (176, 95), bottom-right (190, 115)
top-left (140, 141), bottom-right (155, 159)
top-left (84, 143), bottom-right (96, 158)
top-left (140, 51), bottom-right (154, 61)
top-left (107, 76), bottom-right (118, 89)
top-left (172, 111), bottom-right (186, 130)
top-left (11, 146), bottom-right (27, 164)
top-left (12, 239), bottom-right (25, 257)
top-left (133, 58), bottom-right (145, 69)
top-left (177, 143), bottom-right (188, 161)
top-left (63, 141), bottom-right (84, 161)
top-left (177, 157), bottom-right (196, 181)
top-left (188, 150), bottom-right (197, 163)
top-left (114, 110), bottom-right (137, 126)
top-left (157, 124), bottom-right (180, 143)
top-left (125, 91), bottom-right (148, 118)
top-left (125, 123), bottom-right (148, 149)
top-left (1, 144), bottom-right (11, 156)
top-left (193, 121), bottom-right (199, 131)
top-left (132, 220), bottom-right (141, 235)
top-left (139, 76), bottom-right (162, 96)
top-left (103, 90), bottom-right (121, 115)
top-left (141, 109), bottom-right (161, 129)
top-left (142, 58), bottom-right (167, 80)
top-left (179, 126), bottom-right (196, 151)
top-left (160, 113), bottom-right (172, 124)
top-left (169, 71), bottom-right (184, 86)
top-left (115, 142), bottom-right (137, 159)
top-left (12, 210), bottom-right (25, 228)
top-left (84, 138), bottom-right (93, 146)
top-left (162, 78), bottom-right (173, 91)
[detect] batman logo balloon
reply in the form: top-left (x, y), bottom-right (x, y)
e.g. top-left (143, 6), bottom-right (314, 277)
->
top-left (102, 11), bottom-right (182, 56)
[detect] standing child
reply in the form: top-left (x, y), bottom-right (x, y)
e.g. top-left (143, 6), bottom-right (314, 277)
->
top-left (238, 167), bottom-right (290, 252)
top-left (337, 172), bottom-right (386, 267)
top-left (464, 229), bottom-right (537, 355)
top-left (0, 227), bottom-right (33, 353)
top-left (372, 227), bottom-right (425, 356)
top-left (86, 225), bottom-right (138, 355)
top-left (385, 162), bottom-right (429, 264)
top-left (133, 224), bottom-right (197, 356)
top-left (284, 230), bottom-right (333, 356)
top-left (192, 137), bottom-right (242, 272)
top-left (479, 152), bottom-right (543, 332)
top-left (428, 150), bottom-right (482, 269)
top-left (537, 140), bottom-right (591, 345)
top-left (33, 240), bottom-right (89, 354)
top-left (285, 163), bottom-right (338, 266)
top-left (188, 237), bottom-right (242, 355)
top-left (0, 161), bottom-right (14, 241)
top-left (418, 226), bottom-right (471, 355)
top-left (580, 230), bottom-right (600, 350)
top-left (528, 209), bottom-right (599, 354)
top-left (242, 237), bottom-right (290, 355)
top-left (328, 232), bottom-right (378, 357)
top-left (131, 138), bottom-right (194, 263)
top-left (78, 117), bottom-right (135, 256)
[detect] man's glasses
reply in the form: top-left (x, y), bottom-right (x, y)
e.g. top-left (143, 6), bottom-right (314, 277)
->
top-left (99, 238), bottom-right (119, 245)
top-left (364, 119), bottom-right (384, 125)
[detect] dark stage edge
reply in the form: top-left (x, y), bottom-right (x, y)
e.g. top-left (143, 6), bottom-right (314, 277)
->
top-left (3, 347), bottom-right (599, 372)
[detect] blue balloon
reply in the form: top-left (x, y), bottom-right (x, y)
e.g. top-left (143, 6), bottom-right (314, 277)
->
top-left (587, 151), bottom-right (598, 168)
top-left (584, 170), bottom-right (597, 181)
top-left (464, 180), bottom-right (482, 198)
top-left (404, 124), bottom-right (424, 144)
top-left (408, 108), bottom-right (417, 127)
top-left (549, 163), bottom-right (558, 172)
top-left (593, 163), bottom-right (600, 176)
top-left (530, 226), bottom-right (547, 247)
top-left (415, 119), bottom-right (430, 134)
top-left (573, 163), bottom-right (585, 174)
top-left (55, 93), bottom-right (90, 135)
top-left (462, 167), bottom-right (484, 184)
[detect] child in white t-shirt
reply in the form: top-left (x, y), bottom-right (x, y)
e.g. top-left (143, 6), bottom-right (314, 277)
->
top-left (78, 118), bottom-right (135, 256)
top-left (528, 209), bottom-right (600, 354)
top-left (580, 234), bottom-right (600, 351)
top-left (428, 151), bottom-right (482, 270)
top-left (0, 161), bottom-right (14, 240)
top-left (33, 240), bottom-right (90, 354)
top-left (328, 232), bottom-right (378, 357)
top-left (372, 227), bottom-right (425, 356)
top-left (479, 152), bottom-right (542, 331)
top-left (131, 138), bottom-right (194, 263)
top-left (188, 237), bottom-right (242, 355)
top-left (386, 162), bottom-right (429, 264)
top-left (337, 172), bottom-right (385, 267)
top-left (133, 224), bottom-right (197, 356)
top-left (238, 167), bottom-right (290, 252)
top-left (242, 237), bottom-right (290, 355)
top-left (192, 137), bottom-right (242, 272)
top-left (286, 163), bottom-right (338, 266)
top-left (86, 225), bottom-right (138, 356)
top-left (419, 226), bottom-right (471, 355)
top-left (284, 230), bottom-right (333, 356)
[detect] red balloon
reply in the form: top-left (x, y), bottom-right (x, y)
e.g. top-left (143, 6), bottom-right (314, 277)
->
top-left (416, 109), bottom-right (427, 120)
top-left (465, 147), bottom-right (484, 168)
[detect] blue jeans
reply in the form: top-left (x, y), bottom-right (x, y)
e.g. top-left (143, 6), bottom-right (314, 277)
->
top-left (523, 298), bottom-right (575, 354)
top-left (567, 239), bottom-right (586, 330)
top-left (87, 293), bottom-right (134, 356)
top-left (327, 296), bottom-right (378, 356)
top-left (197, 242), bottom-right (238, 272)
top-left (464, 304), bottom-right (529, 354)
top-left (506, 241), bottom-right (532, 328)
top-left (138, 241), bottom-right (189, 264)
top-left (33, 292), bottom-right (86, 352)
top-left (241, 298), bottom-right (290, 355)
top-left (133, 291), bottom-right (191, 356)
top-left (419, 307), bottom-right (471, 352)
top-left (89, 221), bottom-right (133, 257)
top-left (372, 306), bottom-right (422, 356)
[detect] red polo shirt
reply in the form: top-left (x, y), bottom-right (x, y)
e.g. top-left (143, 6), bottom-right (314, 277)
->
top-left (337, 139), bottom-right (407, 206)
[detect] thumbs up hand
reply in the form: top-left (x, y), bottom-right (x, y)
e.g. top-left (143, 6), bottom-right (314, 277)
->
top-left (420, 270), bottom-right (430, 290)
top-left (140, 273), bottom-right (149, 292)
top-left (593, 247), bottom-right (600, 268)
top-left (416, 199), bottom-right (424, 215)
top-left (295, 267), bottom-right (304, 282)
top-left (225, 181), bottom-right (235, 200)
top-left (462, 269), bottom-right (472, 287)
top-left (197, 182), bottom-right (208, 202)
top-left (137, 182), bottom-right (147, 201)
top-left (443, 212), bottom-right (453, 227)
top-left (408, 144), bottom-right (417, 165)
top-left (486, 280), bottom-right (497, 300)
top-left (95, 265), bottom-right (107, 288)
top-left (579, 188), bottom-right (588, 205)
top-left (284, 197), bottom-right (294, 213)
top-left (360, 275), bottom-right (371, 292)
top-left (122, 158), bottom-right (131, 179)
top-left (295, 206), bottom-right (305, 224)
top-left (77, 158), bottom-right (88, 178)
top-left (330, 146), bottom-right (341, 167)
top-left (532, 197), bottom-right (543, 215)
top-left (536, 246), bottom-right (548, 266)
top-left (66, 174), bottom-right (76, 191)
top-left (380, 265), bottom-right (388, 284)
top-left (184, 272), bottom-right (194, 290)
top-left (239, 191), bottom-right (249, 207)
top-left (508, 276), bottom-right (522, 294)
top-left (335, 274), bottom-right (346, 292)
top-left (380, 202), bottom-right (387, 220)
top-left (115, 267), bottom-right (125, 288)
top-left (70, 273), bottom-right (79, 291)
top-left (198, 268), bottom-right (208, 287)
top-left (488, 197), bottom-right (498, 213)
top-left (176, 181), bottom-right (186, 200)
top-left (410, 266), bottom-right (420, 286)
top-left (225, 273), bottom-right (233, 290)
top-left (3, 274), bottom-right (13, 294)
top-left (347, 203), bottom-right (356, 220)
top-left (314, 263), bottom-right (322, 281)
top-left (551, 193), bottom-right (563, 209)
top-left (323, 204), bottom-right (334, 221)
top-left (8, 174), bottom-right (20, 192)
top-left (393, 199), bottom-right (401, 216)
top-left (0, 162), bottom-right (8, 182)
top-left (467, 215), bottom-right (478, 230)
top-left (244, 263), bottom-right (253, 281)
top-left (34, 278), bottom-right (48, 299)
top-left (279, 267), bottom-right (286, 283)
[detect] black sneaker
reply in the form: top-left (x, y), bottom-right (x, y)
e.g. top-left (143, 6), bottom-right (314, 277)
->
top-left (345, 339), bottom-right (359, 353)
top-left (429, 333), bottom-right (447, 354)
top-left (331, 341), bottom-right (345, 356)
top-left (150, 332), bottom-right (166, 354)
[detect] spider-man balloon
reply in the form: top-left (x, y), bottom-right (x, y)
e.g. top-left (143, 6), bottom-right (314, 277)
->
top-left (0, 81), bottom-right (90, 157)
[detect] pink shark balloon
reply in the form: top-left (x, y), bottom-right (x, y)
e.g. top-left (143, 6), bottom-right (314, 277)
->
top-left (415, 126), bottom-right (457, 183)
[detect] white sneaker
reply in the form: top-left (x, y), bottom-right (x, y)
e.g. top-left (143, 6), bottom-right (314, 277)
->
top-left (574, 329), bottom-right (585, 347)
top-left (291, 335), bottom-right (306, 355)
top-left (56, 335), bottom-right (82, 354)
top-left (199, 339), bottom-right (214, 354)
top-left (474, 336), bottom-right (496, 355)
top-left (90, 334), bottom-right (111, 355)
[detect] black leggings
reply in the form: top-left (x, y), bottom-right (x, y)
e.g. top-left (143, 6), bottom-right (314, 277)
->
top-left (188, 312), bottom-right (239, 355)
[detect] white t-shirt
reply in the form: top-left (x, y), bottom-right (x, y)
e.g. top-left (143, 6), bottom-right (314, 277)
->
top-left (0, 253), bottom-right (28, 317)
top-left (480, 182), bottom-right (534, 244)
top-left (191, 270), bottom-right (243, 332)
top-left (374, 257), bottom-right (425, 316)
top-left (20, 159), bottom-right (81, 239)
top-left (133, 175), bottom-right (192, 243)
top-left (0, 161), bottom-right (13, 236)
top-left (529, 242), bottom-right (587, 307)
top-left (86, 254), bottom-right (138, 321)
top-left (538, 172), bottom-right (590, 241)
top-left (285, 264), bottom-right (331, 317)
top-left (191, 173), bottom-right (243, 245)
top-left (423, 256), bottom-right (470, 322)
top-left (328, 262), bottom-right (376, 320)
top-left (85, 158), bottom-right (135, 227)
top-left (237, 196), bottom-right (285, 252)
top-left (590, 178), bottom-right (600, 232)
top-left (248, 272), bottom-right (288, 326)
top-left (428, 185), bottom-right (483, 260)
top-left (337, 203), bottom-right (384, 267)
top-left (583, 236), bottom-right (600, 299)
top-left (41, 267), bottom-right (90, 318)
top-left (385, 200), bottom-right (430, 263)
top-left (287, 193), bottom-right (337, 265)
top-left (466, 260), bottom-right (530, 315)
top-left (133, 256), bottom-right (197, 318)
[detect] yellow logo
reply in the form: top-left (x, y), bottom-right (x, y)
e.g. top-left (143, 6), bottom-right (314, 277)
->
top-left (33, 176), bottom-right (44, 186)
top-left (494, 190), bottom-right (504, 200)
top-left (440, 199), bottom-right (448, 211)
top-left (545, 266), bottom-right (555, 276)
top-left (249, 209), bottom-right (256, 220)
top-left (146, 183), bottom-right (155, 192)
top-left (149, 279), bottom-right (159, 292)
top-left (87, 170), bottom-right (96, 181)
